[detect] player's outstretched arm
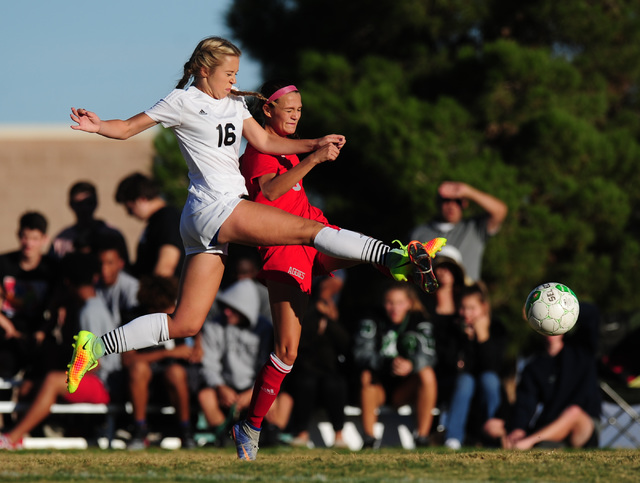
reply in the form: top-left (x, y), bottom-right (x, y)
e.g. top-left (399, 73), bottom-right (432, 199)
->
top-left (70, 108), bottom-right (157, 140)
top-left (242, 117), bottom-right (345, 156)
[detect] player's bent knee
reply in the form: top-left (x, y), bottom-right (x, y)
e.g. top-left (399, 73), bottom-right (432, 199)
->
top-left (168, 315), bottom-right (203, 338)
top-left (275, 345), bottom-right (298, 366)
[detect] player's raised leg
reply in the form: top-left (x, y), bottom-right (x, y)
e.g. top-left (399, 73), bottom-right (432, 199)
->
top-left (221, 201), bottom-right (446, 289)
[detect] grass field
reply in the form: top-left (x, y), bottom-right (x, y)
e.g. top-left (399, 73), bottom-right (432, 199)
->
top-left (1, 447), bottom-right (639, 482)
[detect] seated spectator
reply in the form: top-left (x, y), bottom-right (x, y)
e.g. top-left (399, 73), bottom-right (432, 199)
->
top-left (0, 252), bottom-right (121, 449)
top-left (425, 246), bottom-right (468, 408)
top-left (354, 282), bottom-right (438, 449)
top-left (49, 181), bottom-right (129, 265)
top-left (485, 331), bottom-right (601, 450)
top-left (95, 236), bottom-right (139, 326)
top-left (443, 282), bottom-right (507, 450)
top-left (197, 279), bottom-right (272, 440)
top-left (121, 275), bottom-right (196, 450)
top-left (115, 173), bottom-right (183, 278)
top-left (0, 212), bottom-right (57, 382)
top-left (286, 276), bottom-right (350, 449)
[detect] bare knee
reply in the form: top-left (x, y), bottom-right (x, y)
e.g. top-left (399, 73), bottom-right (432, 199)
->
top-left (360, 370), bottom-right (374, 388)
top-left (562, 404), bottom-right (587, 422)
top-left (128, 361), bottom-right (152, 384)
top-left (417, 366), bottom-right (437, 388)
top-left (164, 363), bottom-right (187, 387)
top-left (198, 387), bottom-right (222, 412)
top-left (274, 343), bottom-right (298, 366)
top-left (168, 313), bottom-right (205, 338)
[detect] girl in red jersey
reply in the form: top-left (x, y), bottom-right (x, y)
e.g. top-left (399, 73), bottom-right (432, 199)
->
top-left (235, 80), bottom-right (446, 458)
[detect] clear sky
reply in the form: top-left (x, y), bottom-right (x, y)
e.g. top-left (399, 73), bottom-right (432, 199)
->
top-left (0, 1), bottom-right (262, 125)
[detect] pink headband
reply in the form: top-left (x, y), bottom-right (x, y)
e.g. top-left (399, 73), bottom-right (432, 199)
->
top-left (267, 85), bottom-right (298, 103)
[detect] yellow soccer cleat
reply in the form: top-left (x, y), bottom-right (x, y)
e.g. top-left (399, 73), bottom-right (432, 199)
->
top-left (387, 238), bottom-right (447, 285)
top-left (407, 238), bottom-right (447, 293)
top-left (66, 330), bottom-right (99, 393)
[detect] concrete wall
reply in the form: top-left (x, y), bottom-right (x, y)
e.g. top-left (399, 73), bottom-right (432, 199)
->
top-left (0, 125), bottom-right (160, 260)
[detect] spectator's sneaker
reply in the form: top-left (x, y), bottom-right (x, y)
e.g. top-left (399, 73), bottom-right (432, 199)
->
top-left (361, 434), bottom-right (381, 450)
top-left (290, 435), bottom-right (314, 449)
top-left (0, 434), bottom-right (22, 450)
top-left (444, 438), bottom-right (461, 450)
top-left (333, 438), bottom-right (350, 449)
top-left (414, 435), bottom-right (431, 448)
top-left (408, 240), bottom-right (444, 293)
top-left (127, 425), bottom-right (150, 450)
top-left (66, 330), bottom-right (99, 393)
top-left (180, 427), bottom-right (197, 449)
top-left (232, 421), bottom-right (260, 461)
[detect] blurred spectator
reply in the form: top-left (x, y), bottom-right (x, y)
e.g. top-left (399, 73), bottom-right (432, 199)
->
top-left (286, 276), bottom-right (350, 449)
top-left (354, 282), bottom-right (438, 449)
top-left (0, 252), bottom-right (121, 449)
top-left (487, 331), bottom-right (601, 449)
top-left (424, 245), bottom-right (467, 319)
top-left (49, 181), bottom-right (129, 264)
top-left (410, 181), bottom-right (507, 282)
top-left (443, 282), bottom-right (507, 450)
top-left (0, 212), bottom-right (57, 380)
top-left (115, 173), bottom-right (183, 278)
top-left (426, 246), bottom-right (469, 412)
top-left (197, 279), bottom-right (272, 439)
top-left (121, 275), bottom-right (196, 449)
top-left (95, 236), bottom-right (139, 327)
top-left (234, 255), bottom-right (272, 323)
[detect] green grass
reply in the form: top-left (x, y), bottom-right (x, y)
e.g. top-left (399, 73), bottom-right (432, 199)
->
top-left (0, 447), bottom-right (639, 482)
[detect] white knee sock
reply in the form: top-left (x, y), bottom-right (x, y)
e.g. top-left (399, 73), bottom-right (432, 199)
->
top-left (313, 227), bottom-right (390, 265)
top-left (96, 313), bottom-right (170, 357)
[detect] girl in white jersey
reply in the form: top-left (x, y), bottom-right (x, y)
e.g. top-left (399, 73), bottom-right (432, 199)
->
top-left (65, 37), bottom-right (443, 457)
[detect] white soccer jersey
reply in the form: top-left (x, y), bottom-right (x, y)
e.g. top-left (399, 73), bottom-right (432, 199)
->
top-left (145, 86), bottom-right (252, 200)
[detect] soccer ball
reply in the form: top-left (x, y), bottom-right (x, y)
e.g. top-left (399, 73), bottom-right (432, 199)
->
top-left (525, 282), bottom-right (579, 336)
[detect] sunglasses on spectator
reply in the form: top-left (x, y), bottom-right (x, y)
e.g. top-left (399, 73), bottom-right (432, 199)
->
top-left (438, 197), bottom-right (463, 205)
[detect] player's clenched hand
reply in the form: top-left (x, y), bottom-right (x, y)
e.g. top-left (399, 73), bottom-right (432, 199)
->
top-left (70, 107), bottom-right (101, 133)
top-left (316, 134), bottom-right (346, 150)
top-left (309, 142), bottom-right (341, 165)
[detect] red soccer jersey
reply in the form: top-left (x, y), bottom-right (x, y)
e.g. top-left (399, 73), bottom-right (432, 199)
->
top-left (240, 144), bottom-right (337, 293)
top-left (240, 144), bottom-right (327, 223)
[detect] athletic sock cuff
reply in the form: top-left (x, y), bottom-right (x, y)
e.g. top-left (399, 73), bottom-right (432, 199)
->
top-left (269, 353), bottom-right (293, 374)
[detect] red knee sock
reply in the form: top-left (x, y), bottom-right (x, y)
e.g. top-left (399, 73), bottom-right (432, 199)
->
top-left (246, 353), bottom-right (291, 429)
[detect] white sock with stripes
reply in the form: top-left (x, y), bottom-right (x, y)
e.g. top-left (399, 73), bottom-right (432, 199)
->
top-left (313, 227), bottom-right (391, 265)
top-left (97, 312), bottom-right (170, 356)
